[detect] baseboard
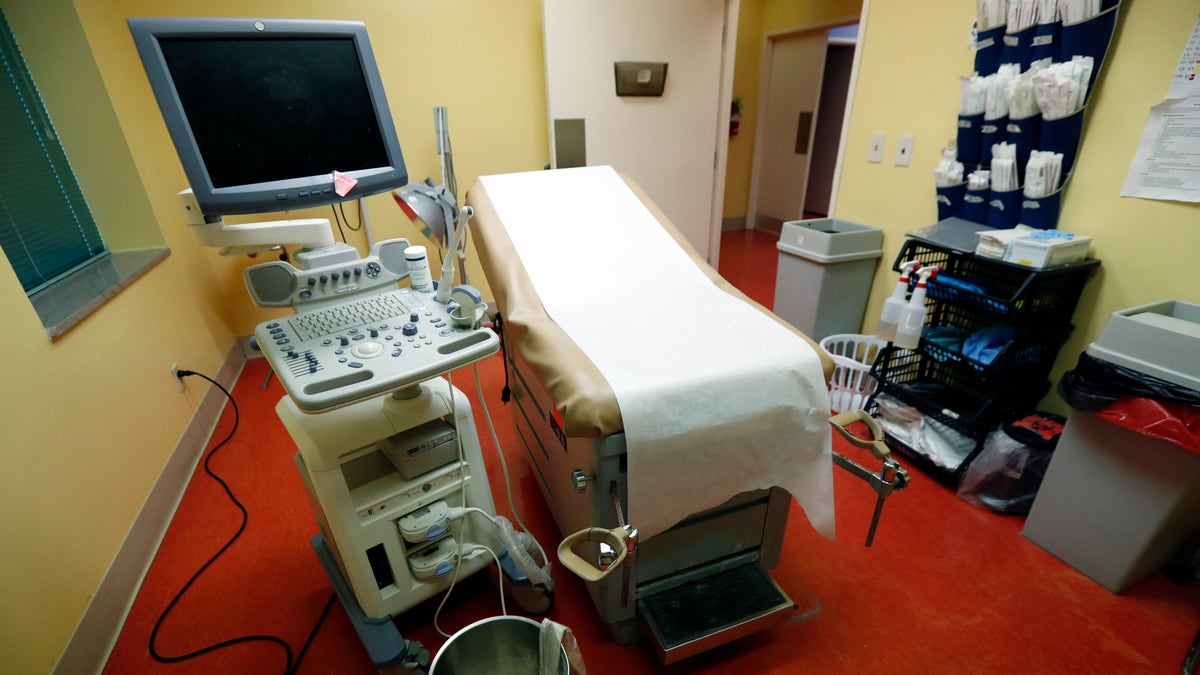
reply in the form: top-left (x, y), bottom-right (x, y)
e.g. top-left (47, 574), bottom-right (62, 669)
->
top-left (236, 333), bottom-right (259, 360)
top-left (52, 341), bottom-right (247, 675)
top-left (753, 214), bottom-right (784, 235)
top-left (721, 216), bottom-right (746, 231)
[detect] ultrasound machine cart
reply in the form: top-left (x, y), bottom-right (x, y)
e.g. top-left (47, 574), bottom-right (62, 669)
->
top-left (127, 17), bottom-right (542, 669)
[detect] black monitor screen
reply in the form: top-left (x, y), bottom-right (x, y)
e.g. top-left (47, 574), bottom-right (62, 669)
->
top-left (160, 37), bottom-right (389, 189)
top-left (129, 18), bottom-right (407, 216)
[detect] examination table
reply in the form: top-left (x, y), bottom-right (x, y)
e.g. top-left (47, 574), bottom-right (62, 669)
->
top-left (465, 166), bottom-right (902, 663)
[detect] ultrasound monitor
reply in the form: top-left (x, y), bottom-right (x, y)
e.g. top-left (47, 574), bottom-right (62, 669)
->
top-left (128, 17), bottom-right (407, 218)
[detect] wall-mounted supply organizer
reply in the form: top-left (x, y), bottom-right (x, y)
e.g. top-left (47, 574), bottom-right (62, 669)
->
top-left (938, 0), bottom-right (1124, 231)
top-left (869, 233), bottom-right (1099, 485)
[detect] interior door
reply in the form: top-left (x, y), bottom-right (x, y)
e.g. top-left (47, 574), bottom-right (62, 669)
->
top-left (542, 0), bottom-right (730, 262)
top-left (753, 31), bottom-right (828, 231)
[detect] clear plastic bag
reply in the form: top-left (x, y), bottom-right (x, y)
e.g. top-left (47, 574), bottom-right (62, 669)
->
top-left (957, 428), bottom-right (1052, 514)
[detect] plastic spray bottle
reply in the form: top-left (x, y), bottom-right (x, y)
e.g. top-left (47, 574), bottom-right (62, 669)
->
top-left (877, 259), bottom-right (922, 342)
top-left (894, 266), bottom-right (939, 349)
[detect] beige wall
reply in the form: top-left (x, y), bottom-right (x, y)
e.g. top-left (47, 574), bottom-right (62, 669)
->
top-left (0, 1), bottom-right (547, 672)
top-left (835, 0), bottom-right (1200, 414)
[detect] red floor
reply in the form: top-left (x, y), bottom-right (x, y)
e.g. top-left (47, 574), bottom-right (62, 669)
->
top-left (102, 229), bottom-right (1200, 674)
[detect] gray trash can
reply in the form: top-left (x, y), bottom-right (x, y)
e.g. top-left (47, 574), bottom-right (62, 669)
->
top-left (773, 218), bottom-right (884, 341)
top-left (1023, 300), bottom-right (1200, 593)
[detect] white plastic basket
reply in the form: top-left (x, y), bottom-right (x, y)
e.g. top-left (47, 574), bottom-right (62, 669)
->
top-left (818, 333), bottom-right (886, 414)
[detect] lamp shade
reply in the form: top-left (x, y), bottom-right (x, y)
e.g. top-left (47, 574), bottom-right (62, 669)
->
top-left (393, 180), bottom-right (456, 246)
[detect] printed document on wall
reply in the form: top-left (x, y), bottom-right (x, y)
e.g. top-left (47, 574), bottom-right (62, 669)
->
top-left (1121, 97), bottom-right (1200, 203)
top-left (1167, 14), bottom-right (1200, 99)
top-left (1122, 14), bottom-right (1200, 203)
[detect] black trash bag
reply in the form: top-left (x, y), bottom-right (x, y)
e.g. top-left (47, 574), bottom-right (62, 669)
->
top-left (1059, 352), bottom-right (1200, 412)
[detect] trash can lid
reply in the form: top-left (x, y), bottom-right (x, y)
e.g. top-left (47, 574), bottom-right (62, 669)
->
top-left (777, 218), bottom-right (884, 262)
top-left (1087, 300), bottom-right (1200, 392)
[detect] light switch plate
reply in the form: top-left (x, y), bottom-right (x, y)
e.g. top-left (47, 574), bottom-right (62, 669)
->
top-left (868, 133), bottom-right (885, 163)
top-left (895, 134), bottom-right (915, 167)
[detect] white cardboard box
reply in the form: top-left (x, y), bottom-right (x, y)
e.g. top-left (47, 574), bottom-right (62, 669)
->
top-left (1003, 235), bottom-right (1091, 268)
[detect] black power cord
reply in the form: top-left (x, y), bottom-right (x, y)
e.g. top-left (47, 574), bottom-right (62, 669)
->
top-left (330, 202), bottom-right (363, 244)
top-left (495, 314), bottom-right (511, 403)
top-left (149, 369), bottom-right (336, 674)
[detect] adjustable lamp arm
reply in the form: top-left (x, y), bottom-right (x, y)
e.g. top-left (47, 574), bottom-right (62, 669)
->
top-left (435, 205), bottom-right (473, 305)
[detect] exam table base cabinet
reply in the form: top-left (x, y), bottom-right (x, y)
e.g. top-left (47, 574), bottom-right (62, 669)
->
top-left (507, 348), bottom-right (793, 656)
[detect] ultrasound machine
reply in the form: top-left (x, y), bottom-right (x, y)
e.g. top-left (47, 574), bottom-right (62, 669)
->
top-left (128, 17), bottom-right (547, 669)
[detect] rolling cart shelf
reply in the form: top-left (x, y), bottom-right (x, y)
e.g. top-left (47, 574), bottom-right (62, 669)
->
top-left (881, 432), bottom-right (978, 487)
top-left (896, 238), bottom-right (1098, 327)
top-left (872, 346), bottom-right (1049, 440)
top-left (919, 331), bottom-right (1069, 381)
top-left (921, 298), bottom-right (1075, 382)
top-left (872, 232), bottom-right (1099, 483)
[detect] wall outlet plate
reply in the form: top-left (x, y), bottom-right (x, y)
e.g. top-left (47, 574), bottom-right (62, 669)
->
top-left (170, 363), bottom-right (185, 391)
top-left (895, 134), bottom-right (915, 167)
top-left (868, 133), bottom-right (885, 163)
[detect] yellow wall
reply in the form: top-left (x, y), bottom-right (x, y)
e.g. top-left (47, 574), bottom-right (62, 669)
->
top-left (1, 1), bottom-right (546, 672)
top-left (723, 0), bottom-right (861, 220)
top-left (8, 0), bottom-right (1195, 671)
top-left (835, 1), bottom-right (1200, 414)
top-left (724, 0), bottom-right (765, 220)
top-left (761, 0), bottom-right (859, 32)
top-left (0, 2), bottom-right (237, 673)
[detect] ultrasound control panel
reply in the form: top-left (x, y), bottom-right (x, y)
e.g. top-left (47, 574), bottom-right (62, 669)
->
top-left (246, 238), bottom-right (499, 412)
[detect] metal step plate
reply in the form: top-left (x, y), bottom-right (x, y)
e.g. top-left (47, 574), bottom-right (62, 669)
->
top-left (638, 561), bottom-right (793, 664)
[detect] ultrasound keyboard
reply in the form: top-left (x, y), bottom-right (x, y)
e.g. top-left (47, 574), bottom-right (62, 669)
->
top-left (288, 292), bottom-right (412, 341)
top-left (246, 238), bottom-right (499, 412)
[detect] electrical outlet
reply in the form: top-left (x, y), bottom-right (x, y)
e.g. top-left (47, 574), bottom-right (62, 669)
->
top-left (895, 134), bottom-right (915, 167)
top-left (868, 133), bottom-right (885, 163)
top-left (170, 363), bottom-right (185, 392)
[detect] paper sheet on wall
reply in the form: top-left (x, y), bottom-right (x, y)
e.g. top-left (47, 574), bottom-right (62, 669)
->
top-left (478, 166), bottom-right (834, 541)
top-left (1121, 98), bottom-right (1200, 203)
top-left (1167, 14), bottom-right (1200, 100)
top-left (1122, 13), bottom-right (1200, 203)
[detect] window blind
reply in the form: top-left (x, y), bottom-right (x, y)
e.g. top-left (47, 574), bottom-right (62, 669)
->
top-left (0, 8), bottom-right (105, 294)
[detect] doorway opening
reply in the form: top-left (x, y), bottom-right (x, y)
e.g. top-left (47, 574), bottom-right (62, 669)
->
top-left (747, 23), bottom-right (859, 235)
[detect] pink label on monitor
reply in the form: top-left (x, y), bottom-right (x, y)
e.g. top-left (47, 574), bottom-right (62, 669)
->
top-left (332, 170), bottom-right (358, 197)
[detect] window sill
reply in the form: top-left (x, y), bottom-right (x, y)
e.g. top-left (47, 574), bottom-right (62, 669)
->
top-left (31, 247), bottom-right (170, 338)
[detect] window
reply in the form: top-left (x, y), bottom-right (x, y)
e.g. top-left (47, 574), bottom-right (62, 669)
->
top-left (0, 5), bottom-right (167, 338)
top-left (0, 6), bottom-right (106, 293)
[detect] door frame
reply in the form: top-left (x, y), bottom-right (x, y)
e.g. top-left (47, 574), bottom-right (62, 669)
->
top-left (745, 3), bottom-right (869, 230)
top-left (707, 0), bottom-right (739, 267)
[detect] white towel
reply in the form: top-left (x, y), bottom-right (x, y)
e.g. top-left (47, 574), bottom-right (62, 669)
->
top-left (479, 166), bottom-right (835, 541)
top-left (976, 225), bottom-right (1035, 258)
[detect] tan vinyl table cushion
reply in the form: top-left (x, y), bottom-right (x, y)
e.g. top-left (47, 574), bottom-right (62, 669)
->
top-left (466, 173), bottom-right (834, 439)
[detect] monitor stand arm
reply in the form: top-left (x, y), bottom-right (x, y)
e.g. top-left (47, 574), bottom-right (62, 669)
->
top-left (178, 189), bottom-right (358, 267)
